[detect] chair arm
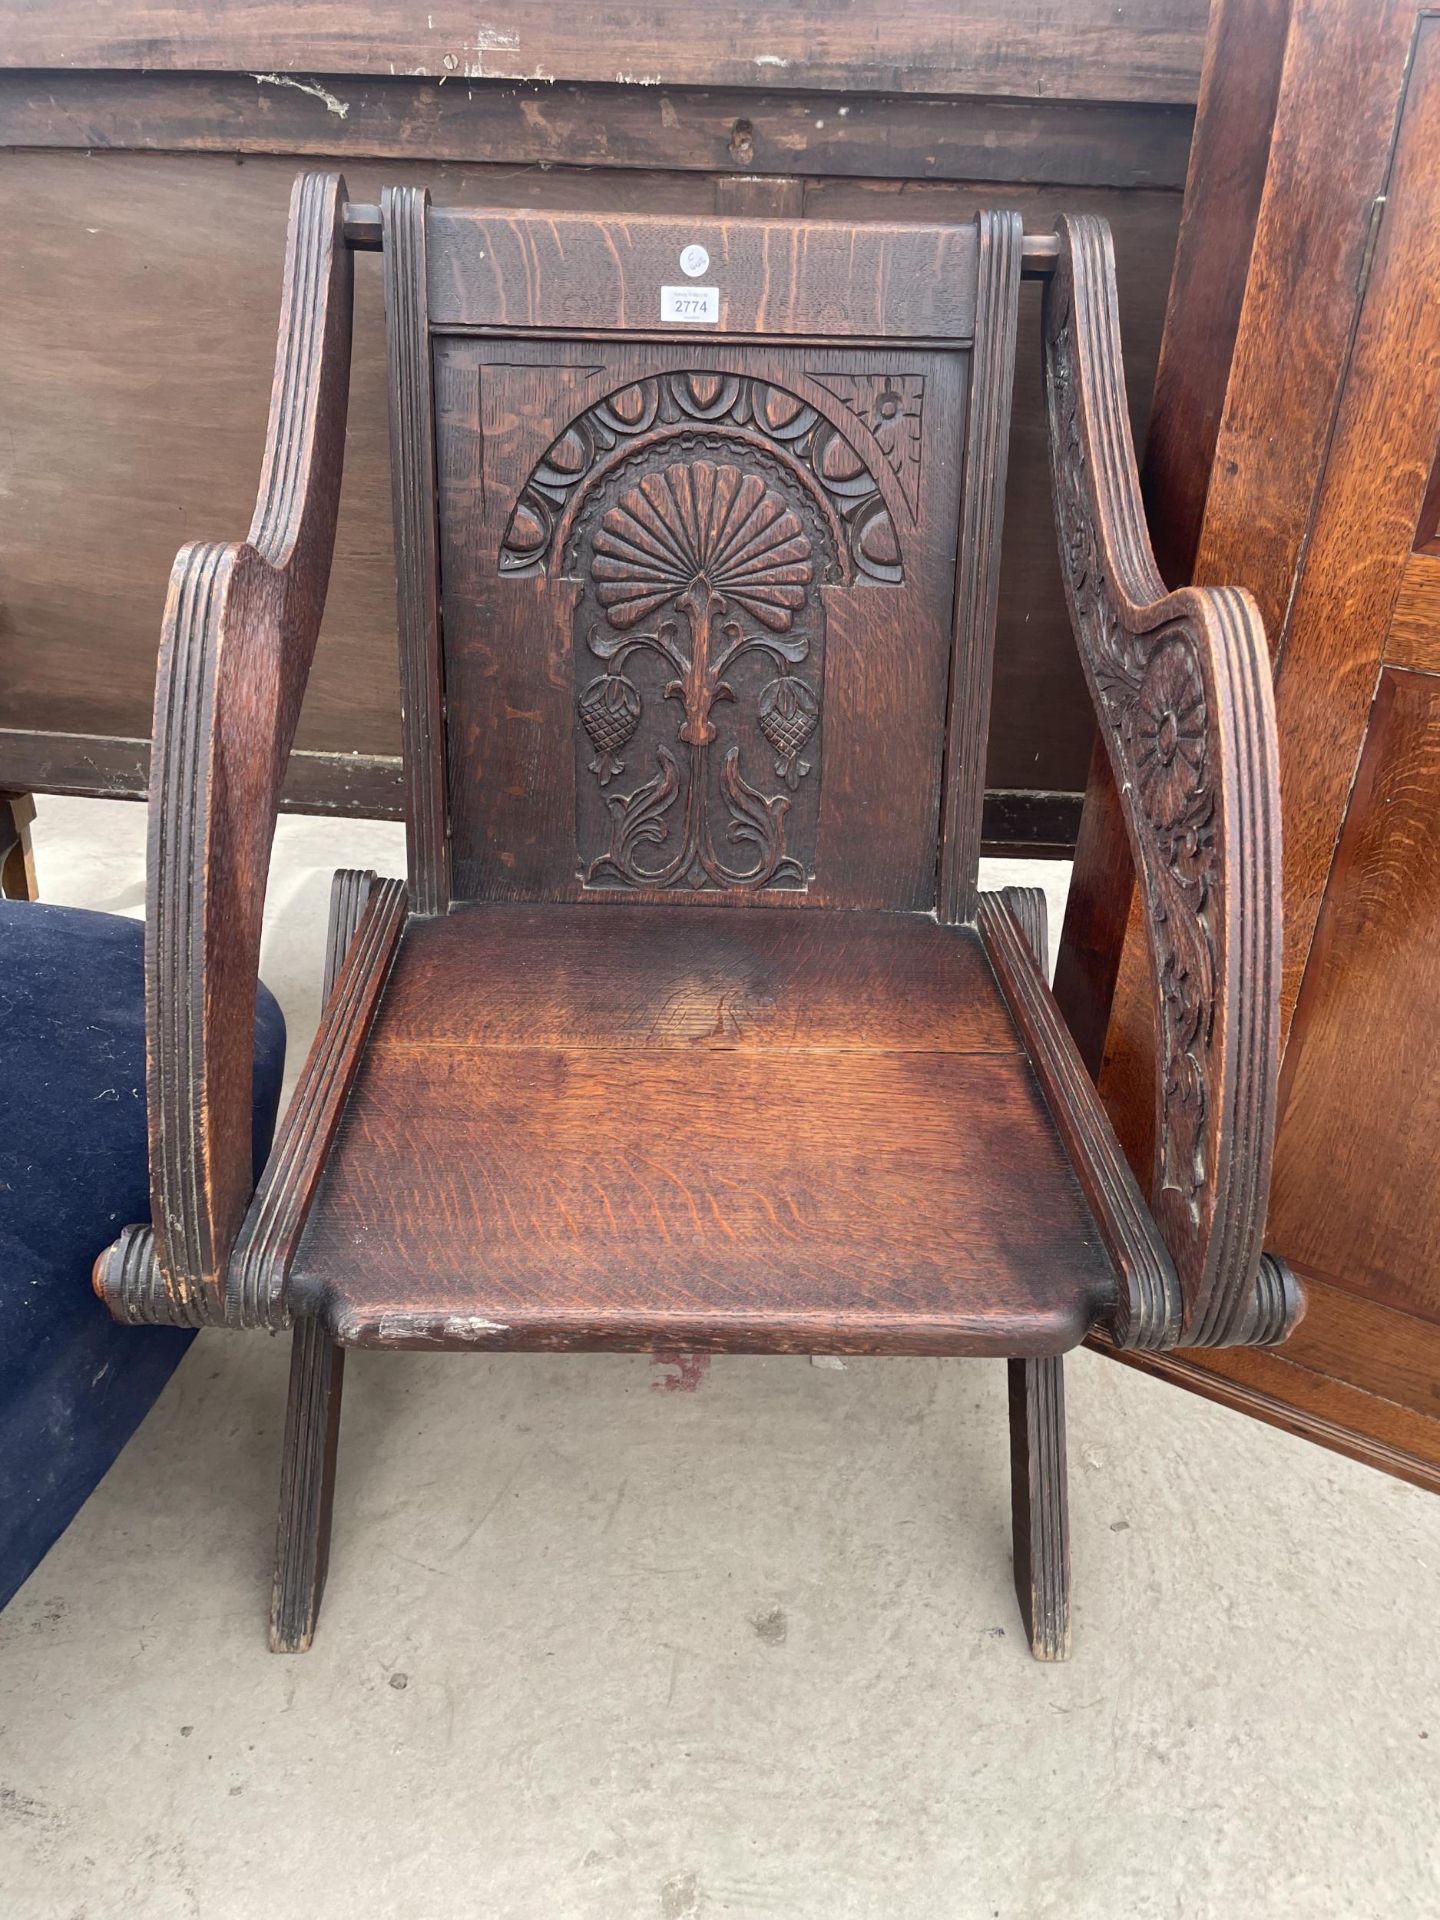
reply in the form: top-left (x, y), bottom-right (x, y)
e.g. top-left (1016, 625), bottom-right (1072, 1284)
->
top-left (1043, 214), bottom-right (1293, 1350)
top-left (142, 171), bottom-right (354, 1324)
top-left (227, 869), bottom-right (407, 1330)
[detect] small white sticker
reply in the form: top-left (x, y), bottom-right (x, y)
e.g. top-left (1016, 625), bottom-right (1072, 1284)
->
top-left (661, 284), bottom-right (719, 324)
top-left (679, 243), bottom-right (710, 278)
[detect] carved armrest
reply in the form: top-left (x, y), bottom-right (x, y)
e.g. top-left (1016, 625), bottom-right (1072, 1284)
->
top-left (106, 171), bottom-right (354, 1326)
top-left (1043, 214), bottom-right (1297, 1350)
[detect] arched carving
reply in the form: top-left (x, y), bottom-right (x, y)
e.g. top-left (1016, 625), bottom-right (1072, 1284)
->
top-left (500, 370), bottom-right (902, 586)
top-left (501, 371), bottom-right (905, 896)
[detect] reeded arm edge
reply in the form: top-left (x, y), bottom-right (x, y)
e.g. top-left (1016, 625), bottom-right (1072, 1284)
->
top-left (95, 171), bottom-right (355, 1327)
top-left (1043, 213), bottom-right (1298, 1350)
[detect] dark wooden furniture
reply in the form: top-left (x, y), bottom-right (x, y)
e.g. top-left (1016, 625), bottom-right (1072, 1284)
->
top-left (1059, 0), bottom-right (1440, 1495)
top-left (0, 0), bottom-right (1205, 853)
top-left (93, 171), bottom-right (1297, 1658)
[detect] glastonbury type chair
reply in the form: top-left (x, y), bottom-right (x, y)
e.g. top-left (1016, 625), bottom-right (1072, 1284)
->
top-left (94, 172), bottom-right (1300, 1658)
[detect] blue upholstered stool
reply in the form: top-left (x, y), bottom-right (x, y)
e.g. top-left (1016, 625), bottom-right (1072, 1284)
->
top-left (0, 901), bottom-right (285, 1610)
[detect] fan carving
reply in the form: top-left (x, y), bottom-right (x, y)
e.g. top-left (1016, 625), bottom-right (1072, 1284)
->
top-left (593, 464), bottom-right (812, 633)
top-left (578, 459), bottom-right (823, 891)
top-left (500, 369), bottom-right (908, 587)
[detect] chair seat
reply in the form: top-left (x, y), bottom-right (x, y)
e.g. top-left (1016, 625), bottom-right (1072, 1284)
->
top-left (290, 902), bottom-right (1116, 1356)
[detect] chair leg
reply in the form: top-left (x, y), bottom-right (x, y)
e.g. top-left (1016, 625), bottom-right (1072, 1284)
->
top-left (270, 1319), bottom-right (346, 1653)
top-left (1007, 1356), bottom-right (1071, 1661)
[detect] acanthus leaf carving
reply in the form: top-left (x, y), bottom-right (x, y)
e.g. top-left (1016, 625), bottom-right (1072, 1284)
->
top-left (578, 458), bottom-right (816, 891)
top-left (1046, 271), bottom-right (1218, 1224)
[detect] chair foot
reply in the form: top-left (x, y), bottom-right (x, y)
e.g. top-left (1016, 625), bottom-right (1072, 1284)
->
top-left (269, 1319), bottom-right (345, 1653)
top-left (1007, 1356), bottom-right (1071, 1661)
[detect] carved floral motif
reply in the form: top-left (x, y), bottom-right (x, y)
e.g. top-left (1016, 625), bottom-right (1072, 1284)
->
top-left (1046, 284), bottom-right (1217, 1218)
top-left (500, 369), bottom-right (910, 895)
top-left (580, 459), bottom-right (821, 890)
top-left (810, 371), bottom-right (925, 520)
top-left (1135, 643), bottom-right (1208, 829)
top-left (578, 672), bottom-right (642, 784)
top-left (758, 674), bottom-right (820, 788)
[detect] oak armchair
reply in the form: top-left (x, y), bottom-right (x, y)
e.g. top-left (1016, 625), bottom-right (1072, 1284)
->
top-left (95, 173), bottom-right (1301, 1659)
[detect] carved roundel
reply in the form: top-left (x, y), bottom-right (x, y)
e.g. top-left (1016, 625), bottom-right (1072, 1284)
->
top-left (1133, 638), bottom-right (1208, 831)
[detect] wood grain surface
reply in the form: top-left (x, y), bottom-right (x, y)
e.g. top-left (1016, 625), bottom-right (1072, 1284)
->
top-left (144, 170), bottom-right (354, 1321)
top-left (1060, 0), bottom-right (1419, 1132)
top-left (1098, 1326), bottom-right (1440, 1498)
top-left (1068, 0), bottom-right (1440, 1489)
top-left (383, 185), bottom-right (450, 915)
top-left (0, 1), bottom-right (1209, 105)
top-left (0, 71), bottom-right (1197, 191)
top-left (1044, 216), bottom-right (1284, 1348)
top-left (368, 904), bottom-right (1019, 1053)
top-left (434, 334), bottom-right (969, 910)
top-left (290, 903), bottom-right (1116, 1354)
top-left (1185, 0), bottom-right (1418, 644)
top-left (1387, 553), bottom-right (1440, 672)
top-left (427, 207), bottom-right (980, 337)
top-left (939, 212), bottom-right (1022, 922)
top-left (229, 873), bottom-right (407, 1328)
top-left (1269, 668), bottom-right (1440, 1322)
top-left (979, 891), bottom-right (1181, 1352)
top-left (0, 152), bottom-right (1178, 811)
top-left (267, 866), bottom-right (375, 1655)
top-left (1008, 1356), bottom-right (1070, 1659)
top-left (1141, 0), bottom-right (1291, 589)
top-left (1268, 17), bottom-right (1440, 1031)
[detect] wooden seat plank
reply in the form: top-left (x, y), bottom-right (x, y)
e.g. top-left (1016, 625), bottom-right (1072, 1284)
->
top-left (291, 905), bottom-right (1116, 1355)
top-left (368, 902), bottom-right (1021, 1054)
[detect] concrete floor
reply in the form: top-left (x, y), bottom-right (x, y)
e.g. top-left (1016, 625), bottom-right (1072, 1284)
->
top-left (2, 797), bottom-right (1438, 1919)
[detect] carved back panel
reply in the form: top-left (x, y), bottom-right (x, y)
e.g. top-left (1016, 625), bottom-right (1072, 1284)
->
top-left (402, 205), bottom-right (1012, 911)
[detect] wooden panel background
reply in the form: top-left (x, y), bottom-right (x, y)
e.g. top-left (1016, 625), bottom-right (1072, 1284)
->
top-left (0, 3), bottom-right (1210, 102)
top-left (435, 339), bottom-right (968, 908)
top-left (1079, 0), bottom-right (1440, 1495)
top-left (1269, 667), bottom-right (1440, 1316)
top-left (0, 12), bottom-right (1195, 842)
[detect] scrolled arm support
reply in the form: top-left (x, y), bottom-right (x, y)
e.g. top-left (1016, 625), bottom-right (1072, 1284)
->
top-left (99, 171), bottom-right (354, 1327)
top-left (1043, 214), bottom-right (1294, 1350)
